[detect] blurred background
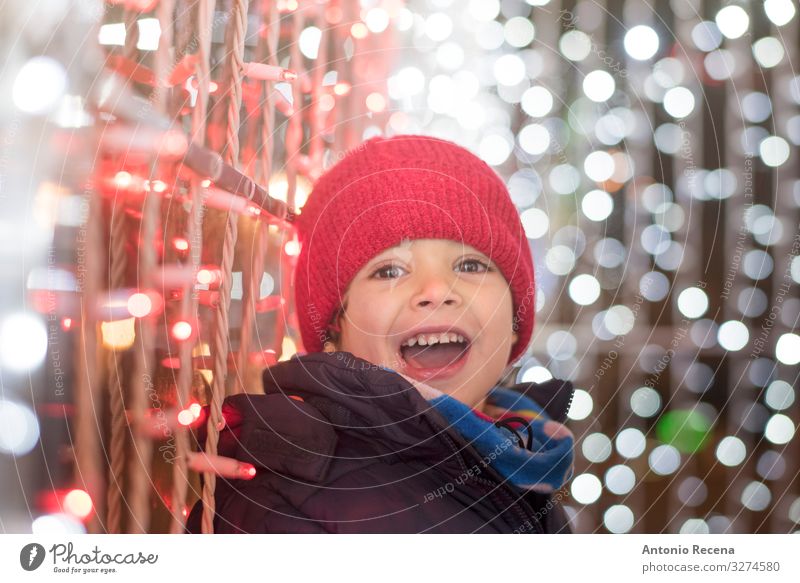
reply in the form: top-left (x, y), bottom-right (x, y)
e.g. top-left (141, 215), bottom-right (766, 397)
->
top-left (0, 0), bottom-right (797, 534)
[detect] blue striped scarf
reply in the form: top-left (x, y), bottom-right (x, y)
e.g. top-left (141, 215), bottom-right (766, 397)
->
top-left (418, 384), bottom-right (574, 494)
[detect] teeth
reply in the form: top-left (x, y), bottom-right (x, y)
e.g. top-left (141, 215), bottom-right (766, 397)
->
top-left (401, 332), bottom-right (469, 347)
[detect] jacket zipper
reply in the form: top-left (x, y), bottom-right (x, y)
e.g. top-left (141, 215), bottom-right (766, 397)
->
top-left (439, 431), bottom-right (544, 534)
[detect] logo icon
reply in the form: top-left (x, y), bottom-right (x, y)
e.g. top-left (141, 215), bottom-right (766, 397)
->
top-left (20, 543), bottom-right (46, 571)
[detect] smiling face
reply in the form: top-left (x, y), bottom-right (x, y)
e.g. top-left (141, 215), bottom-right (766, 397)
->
top-left (329, 238), bottom-right (518, 408)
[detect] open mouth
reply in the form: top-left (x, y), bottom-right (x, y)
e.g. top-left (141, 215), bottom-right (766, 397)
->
top-left (396, 327), bottom-right (472, 381)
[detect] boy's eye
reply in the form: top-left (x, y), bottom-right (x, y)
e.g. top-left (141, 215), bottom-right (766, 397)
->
top-left (372, 263), bottom-right (406, 279)
top-left (456, 258), bottom-right (491, 273)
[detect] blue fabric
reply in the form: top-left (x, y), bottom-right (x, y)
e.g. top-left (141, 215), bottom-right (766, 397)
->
top-left (427, 387), bottom-right (574, 493)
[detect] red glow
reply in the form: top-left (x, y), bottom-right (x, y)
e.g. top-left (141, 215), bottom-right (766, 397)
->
top-left (171, 321), bottom-right (193, 341)
top-left (114, 171), bottom-right (132, 189)
top-left (333, 82), bottom-right (351, 96)
top-left (161, 356), bottom-right (181, 369)
top-left (177, 409), bottom-right (195, 426)
top-left (149, 180), bottom-right (167, 193)
top-left (196, 268), bottom-right (221, 286)
top-left (61, 317), bottom-right (73, 332)
top-left (173, 237), bottom-right (189, 252)
top-left (325, 5), bottom-right (343, 24)
top-left (63, 489), bottom-right (93, 519)
top-left (238, 463), bottom-right (257, 479)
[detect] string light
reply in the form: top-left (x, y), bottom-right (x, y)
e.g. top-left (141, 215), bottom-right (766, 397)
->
top-left (171, 321), bottom-right (193, 342)
top-left (63, 489), bottom-right (93, 519)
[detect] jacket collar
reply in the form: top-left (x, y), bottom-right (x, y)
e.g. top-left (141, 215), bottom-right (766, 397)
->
top-left (263, 351), bottom-right (574, 443)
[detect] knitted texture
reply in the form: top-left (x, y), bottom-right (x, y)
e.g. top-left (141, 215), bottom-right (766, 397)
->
top-left (294, 134), bottom-right (535, 364)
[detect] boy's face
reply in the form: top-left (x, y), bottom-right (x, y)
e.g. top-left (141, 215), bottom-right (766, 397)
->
top-left (333, 238), bottom-right (518, 408)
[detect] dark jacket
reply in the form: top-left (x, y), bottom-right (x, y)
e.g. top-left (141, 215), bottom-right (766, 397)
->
top-left (187, 351), bottom-right (575, 533)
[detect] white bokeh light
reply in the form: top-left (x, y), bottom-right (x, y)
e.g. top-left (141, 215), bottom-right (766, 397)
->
top-left (604, 305), bottom-right (635, 336)
top-left (716, 436), bottom-right (746, 466)
top-left (630, 387), bottom-right (661, 418)
top-left (32, 513), bottom-right (86, 534)
top-left (365, 8), bottom-right (390, 33)
top-left (604, 505), bottom-right (634, 533)
top-left (569, 274), bottom-right (601, 306)
top-left (582, 432), bottom-right (613, 463)
top-left (583, 70), bottom-right (615, 102)
top-left (753, 37), bottom-right (785, 69)
top-left (765, 414), bottom-right (795, 445)
top-left (584, 151), bottom-right (615, 182)
top-left (12, 56), bottom-right (68, 115)
top-left (717, 320), bottom-right (749, 351)
top-left (493, 54), bottom-right (526, 86)
top-left (741, 481), bottom-right (771, 511)
top-left (765, 380), bottom-right (795, 410)
top-left (560, 30), bottom-right (591, 61)
top-left (649, 444), bottom-right (681, 475)
top-left (764, 0), bottom-right (796, 26)
top-left (504, 16), bottom-right (535, 48)
top-left (469, 0), bottom-right (499, 21)
top-left (425, 12), bottom-right (452, 41)
top-left (545, 245), bottom-right (577, 276)
top-left (518, 123), bottom-right (551, 155)
top-left (0, 313), bottom-right (48, 372)
top-left (624, 25), bottom-right (659, 60)
top-left (299, 26), bottom-right (322, 59)
top-left (677, 287), bottom-right (709, 319)
top-left (520, 208), bottom-right (549, 239)
top-left (547, 330), bottom-right (577, 361)
top-left (388, 66), bottom-right (425, 98)
top-left (0, 400), bottom-right (40, 456)
top-left (479, 133), bottom-right (513, 166)
top-left (759, 136), bottom-right (790, 167)
top-left (691, 21), bottom-right (722, 51)
top-left (605, 464), bottom-right (636, 494)
top-left (775, 334), bottom-right (800, 365)
top-left (663, 87), bottom-right (695, 118)
top-left (715, 5), bottom-right (750, 39)
top-left (567, 389), bottom-right (593, 421)
top-left (521, 86), bottom-right (554, 117)
top-left (581, 189), bottom-right (614, 222)
top-left (571, 473), bottom-right (602, 504)
top-left (616, 427), bottom-right (646, 459)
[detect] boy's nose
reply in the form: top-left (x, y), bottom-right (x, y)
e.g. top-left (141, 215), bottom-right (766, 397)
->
top-left (411, 276), bottom-right (462, 310)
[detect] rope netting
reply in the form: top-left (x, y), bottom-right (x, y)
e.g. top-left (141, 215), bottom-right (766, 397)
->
top-left (62, 0), bottom-right (396, 534)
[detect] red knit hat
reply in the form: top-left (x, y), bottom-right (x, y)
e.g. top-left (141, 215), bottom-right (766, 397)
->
top-left (294, 134), bottom-right (535, 364)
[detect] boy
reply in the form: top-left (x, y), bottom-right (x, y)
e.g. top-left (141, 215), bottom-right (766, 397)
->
top-left (188, 135), bottom-right (575, 533)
